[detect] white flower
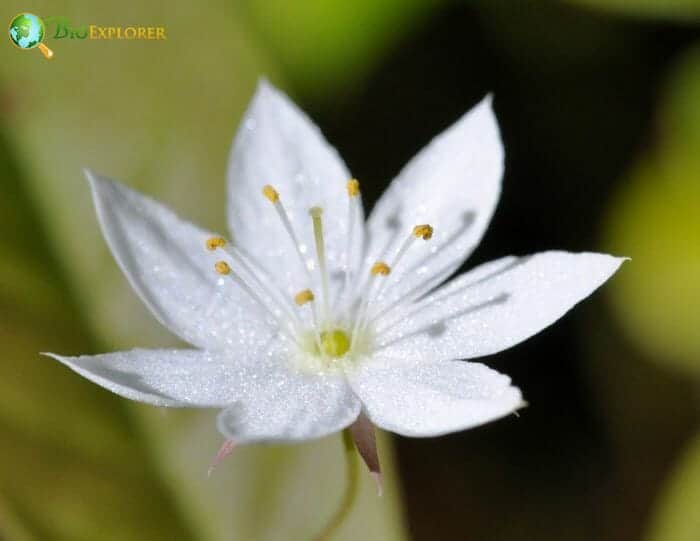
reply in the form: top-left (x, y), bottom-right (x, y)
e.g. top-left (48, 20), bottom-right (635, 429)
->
top-left (46, 81), bottom-right (625, 480)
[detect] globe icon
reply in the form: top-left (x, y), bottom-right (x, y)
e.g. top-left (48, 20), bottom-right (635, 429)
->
top-left (8, 13), bottom-right (53, 59)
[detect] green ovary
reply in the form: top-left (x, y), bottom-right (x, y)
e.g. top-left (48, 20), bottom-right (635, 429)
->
top-left (320, 329), bottom-right (350, 358)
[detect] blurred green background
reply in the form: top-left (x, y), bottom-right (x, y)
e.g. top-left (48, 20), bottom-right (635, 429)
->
top-left (1, 1), bottom-right (699, 540)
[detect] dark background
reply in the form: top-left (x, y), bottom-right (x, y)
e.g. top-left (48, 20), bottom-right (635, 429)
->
top-left (312, 3), bottom-right (699, 539)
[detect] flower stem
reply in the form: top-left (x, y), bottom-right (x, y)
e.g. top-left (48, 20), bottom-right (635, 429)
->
top-left (313, 429), bottom-right (359, 540)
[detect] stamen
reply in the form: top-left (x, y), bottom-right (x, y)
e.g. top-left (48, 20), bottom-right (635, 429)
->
top-left (310, 206), bottom-right (331, 324)
top-left (262, 185), bottom-right (279, 203)
top-left (262, 184), bottom-right (312, 281)
top-left (340, 179), bottom-right (362, 315)
top-left (294, 289), bottom-right (324, 357)
top-left (215, 261), bottom-right (231, 274)
top-left (371, 223), bottom-right (433, 300)
top-left (394, 224), bottom-right (434, 268)
top-left (294, 289), bottom-right (315, 306)
top-left (369, 262), bottom-right (453, 327)
top-left (350, 260), bottom-right (391, 351)
top-left (207, 235), bottom-right (304, 334)
top-left (359, 224), bottom-right (434, 335)
top-left (370, 261), bottom-right (391, 276)
top-left (206, 236), bottom-right (227, 251)
top-left (413, 224), bottom-right (434, 240)
top-left (212, 260), bottom-right (299, 344)
top-left (203, 238), bottom-right (229, 316)
top-left (347, 179), bottom-right (360, 197)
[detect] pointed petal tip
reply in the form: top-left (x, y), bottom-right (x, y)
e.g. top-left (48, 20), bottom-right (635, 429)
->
top-left (447, 92), bottom-right (502, 158)
top-left (469, 93), bottom-right (495, 115)
top-left (599, 253), bottom-right (630, 274)
top-left (562, 251), bottom-right (629, 278)
top-left (41, 351), bottom-right (66, 363)
top-left (605, 253), bottom-right (630, 262)
top-left (40, 351), bottom-right (60, 364)
top-left (256, 76), bottom-right (272, 91)
top-left (245, 78), bottom-right (292, 123)
top-left (614, 255), bottom-right (631, 271)
top-left (84, 168), bottom-right (111, 193)
top-left (83, 168), bottom-right (115, 189)
top-left (253, 77), bottom-right (280, 102)
top-left (512, 400), bottom-right (528, 418)
top-left (83, 168), bottom-right (102, 188)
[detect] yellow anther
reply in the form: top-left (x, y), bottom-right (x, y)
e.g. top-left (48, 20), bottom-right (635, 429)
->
top-left (262, 185), bottom-right (279, 203)
top-left (294, 289), bottom-right (315, 306)
top-left (205, 236), bottom-right (227, 251)
top-left (413, 224), bottom-right (434, 240)
top-left (214, 261), bottom-right (231, 275)
top-left (347, 179), bottom-right (360, 197)
top-left (309, 206), bottom-right (323, 218)
top-left (371, 261), bottom-right (391, 276)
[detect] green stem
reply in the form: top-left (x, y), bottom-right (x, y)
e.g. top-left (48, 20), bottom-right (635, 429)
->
top-left (314, 429), bottom-right (359, 540)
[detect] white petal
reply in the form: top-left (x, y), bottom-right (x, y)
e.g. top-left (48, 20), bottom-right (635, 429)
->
top-left (348, 357), bottom-right (523, 437)
top-left (44, 348), bottom-right (271, 407)
top-left (216, 371), bottom-right (361, 445)
top-left (227, 81), bottom-right (363, 302)
top-left (87, 172), bottom-right (272, 349)
top-left (363, 96), bottom-right (503, 314)
top-left (376, 251), bottom-right (626, 361)
top-left (46, 343), bottom-right (361, 439)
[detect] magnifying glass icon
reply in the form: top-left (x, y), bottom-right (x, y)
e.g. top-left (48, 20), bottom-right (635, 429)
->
top-left (9, 13), bottom-right (54, 59)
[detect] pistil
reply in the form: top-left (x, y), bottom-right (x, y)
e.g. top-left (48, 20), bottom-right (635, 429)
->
top-left (309, 206), bottom-right (331, 325)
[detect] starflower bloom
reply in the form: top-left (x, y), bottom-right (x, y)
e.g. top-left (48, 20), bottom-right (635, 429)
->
top-left (47, 82), bottom-right (624, 484)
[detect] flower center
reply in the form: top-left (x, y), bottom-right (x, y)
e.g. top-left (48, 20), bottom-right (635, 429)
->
top-left (204, 179), bottom-right (434, 367)
top-left (319, 329), bottom-right (350, 358)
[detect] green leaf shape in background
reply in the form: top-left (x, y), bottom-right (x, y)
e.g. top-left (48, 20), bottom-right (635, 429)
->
top-left (0, 1), bottom-right (407, 539)
top-left (562, 0), bottom-right (700, 21)
top-left (0, 131), bottom-right (198, 540)
top-left (604, 44), bottom-right (700, 375)
top-left (241, 0), bottom-right (440, 100)
top-left (646, 431), bottom-right (700, 541)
